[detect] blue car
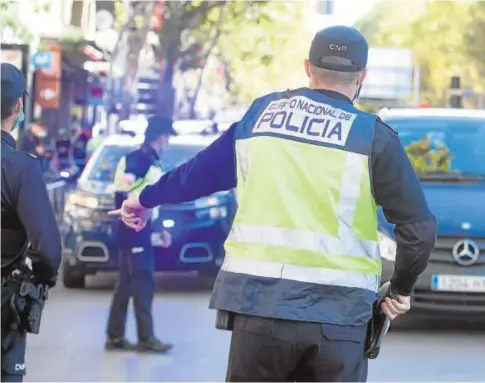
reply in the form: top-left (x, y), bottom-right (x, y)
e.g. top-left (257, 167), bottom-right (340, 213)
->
top-left (61, 133), bottom-right (236, 288)
top-left (378, 108), bottom-right (485, 318)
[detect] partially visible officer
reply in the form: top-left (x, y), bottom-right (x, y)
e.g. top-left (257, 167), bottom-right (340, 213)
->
top-left (110, 27), bottom-right (437, 381)
top-left (105, 116), bottom-right (175, 353)
top-left (1, 63), bottom-right (62, 381)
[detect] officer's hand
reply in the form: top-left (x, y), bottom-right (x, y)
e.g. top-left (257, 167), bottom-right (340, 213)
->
top-left (160, 230), bottom-right (172, 248)
top-left (381, 295), bottom-right (411, 320)
top-left (108, 195), bottom-right (152, 232)
top-left (118, 173), bottom-right (136, 188)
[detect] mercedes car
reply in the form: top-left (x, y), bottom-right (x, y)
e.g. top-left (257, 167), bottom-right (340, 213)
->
top-left (378, 108), bottom-right (485, 318)
top-left (61, 133), bottom-right (236, 288)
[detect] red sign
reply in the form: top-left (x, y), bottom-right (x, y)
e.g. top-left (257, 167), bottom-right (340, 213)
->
top-left (35, 76), bottom-right (61, 109)
top-left (35, 46), bottom-right (61, 109)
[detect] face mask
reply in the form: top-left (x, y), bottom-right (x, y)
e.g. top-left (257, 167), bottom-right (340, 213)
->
top-left (13, 110), bottom-right (25, 131)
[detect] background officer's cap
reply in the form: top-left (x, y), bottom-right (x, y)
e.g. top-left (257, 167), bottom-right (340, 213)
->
top-left (145, 115), bottom-right (177, 143)
top-left (1, 63), bottom-right (27, 101)
top-left (309, 26), bottom-right (369, 73)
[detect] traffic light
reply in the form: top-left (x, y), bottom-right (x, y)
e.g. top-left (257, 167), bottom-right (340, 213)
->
top-left (450, 76), bottom-right (463, 108)
top-left (136, 77), bottom-right (159, 115)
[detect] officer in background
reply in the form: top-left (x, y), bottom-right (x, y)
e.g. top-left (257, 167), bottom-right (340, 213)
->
top-left (110, 27), bottom-right (437, 381)
top-left (1, 63), bottom-right (62, 381)
top-left (86, 124), bottom-right (106, 158)
top-left (105, 116), bottom-right (175, 353)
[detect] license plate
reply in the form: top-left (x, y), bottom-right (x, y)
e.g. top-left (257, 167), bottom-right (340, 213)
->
top-left (431, 275), bottom-right (485, 293)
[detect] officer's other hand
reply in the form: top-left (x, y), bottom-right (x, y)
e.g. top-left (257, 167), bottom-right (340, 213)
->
top-left (108, 195), bottom-right (152, 232)
top-left (161, 230), bottom-right (172, 248)
top-left (381, 295), bottom-right (411, 320)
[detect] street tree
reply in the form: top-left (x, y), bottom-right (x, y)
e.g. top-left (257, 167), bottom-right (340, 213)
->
top-left (216, 1), bottom-right (308, 105)
top-left (149, 1), bottom-right (306, 118)
top-left (0, 0), bottom-right (52, 43)
top-left (354, 0), bottom-right (483, 106)
top-left (111, 1), bottom-right (308, 119)
top-left (465, 1), bottom-right (485, 81)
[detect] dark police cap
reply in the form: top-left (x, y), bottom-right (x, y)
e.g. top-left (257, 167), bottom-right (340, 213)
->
top-left (145, 115), bottom-right (177, 142)
top-left (309, 26), bottom-right (369, 73)
top-left (1, 63), bottom-right (27, 100)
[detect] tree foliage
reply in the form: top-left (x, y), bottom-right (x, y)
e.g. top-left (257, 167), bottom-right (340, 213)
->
top-left (216, 1), bottom-right (309, 104)
top-left (0, 1), bottom-right (36, 42)
top-left (465, 1), bottom-right (485, 80)
top-left (148, 0), bottom-right (308, 116)
top-left (354, 0), bottom-right (484, 106)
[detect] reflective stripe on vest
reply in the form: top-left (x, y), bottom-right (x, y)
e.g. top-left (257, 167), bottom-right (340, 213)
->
top-left (114, 156), bottom-right (163, 195)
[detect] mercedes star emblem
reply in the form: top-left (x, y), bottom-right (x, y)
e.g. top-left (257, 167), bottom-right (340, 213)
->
top-left (452, 239), bottom-right (480, 266)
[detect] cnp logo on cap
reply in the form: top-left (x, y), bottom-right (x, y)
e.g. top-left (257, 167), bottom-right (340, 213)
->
top-left (329, 44), bottom-right (348, 52)
top-left (309, 26), bottom-right (369, 73)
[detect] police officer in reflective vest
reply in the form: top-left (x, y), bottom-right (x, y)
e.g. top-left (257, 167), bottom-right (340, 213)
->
top-left (105, 116), bottom-right (175, 353)
top-left (110, 26), bottom-right (437, 381)
top-left (1, 63), bottom-right (62, 381)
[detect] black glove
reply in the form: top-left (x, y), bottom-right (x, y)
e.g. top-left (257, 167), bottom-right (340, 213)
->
top-left (31, 263), bottom-right (57, 287)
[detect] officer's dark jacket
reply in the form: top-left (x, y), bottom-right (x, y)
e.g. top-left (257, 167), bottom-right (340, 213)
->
top-left (115, 143), bottom-right (160, 248)
top-left (139, 89), bottom-right (437, 298)
top-left (1, 131), bottom-right (62, 282)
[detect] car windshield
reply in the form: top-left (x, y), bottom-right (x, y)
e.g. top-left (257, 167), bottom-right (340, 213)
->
top-left (87, 144), bottom-right (205, 183)
top-left (386, 117), bottom-right (485, 178)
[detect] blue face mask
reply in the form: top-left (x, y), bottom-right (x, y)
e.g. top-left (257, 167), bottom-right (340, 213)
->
top-left (14, 110), bottom-right (25, 131)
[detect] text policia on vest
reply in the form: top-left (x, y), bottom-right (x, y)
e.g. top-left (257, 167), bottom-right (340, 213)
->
top-left (254, 96), bottom-right (358, 146)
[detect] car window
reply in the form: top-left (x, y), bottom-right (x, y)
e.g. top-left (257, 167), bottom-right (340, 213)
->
top-left (385, 117), bottom-right (485, 176)
top-left (87, 144), bottom-right (205, 183)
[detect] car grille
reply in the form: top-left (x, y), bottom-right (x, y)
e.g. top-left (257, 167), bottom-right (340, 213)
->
top-left (413, 288), bottom-right (485, 308)
top-left (431, 236), bottom-right (485, 266)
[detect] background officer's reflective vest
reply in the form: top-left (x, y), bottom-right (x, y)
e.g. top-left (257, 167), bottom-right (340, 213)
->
top-left (114, 155), bottom-right (163, 248)
top-left (113, 156), bottom-right (163, 196)
top-left (86, 135), bottom-right (105, 158)
top-left (210, 88), bottom-right (381, 326)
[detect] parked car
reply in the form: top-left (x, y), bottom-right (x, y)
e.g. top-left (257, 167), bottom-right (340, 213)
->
top-left (61, 133), bottom-right (236, 288)
top-left (378, 108), bottom-right (485, 318)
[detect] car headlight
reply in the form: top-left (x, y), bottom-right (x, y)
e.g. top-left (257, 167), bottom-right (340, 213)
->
top-left (196, 206), bottom-right (227, 219)
top-left (67, 193), bottom-right (99, 209)
top-left (378, 231), bottom-right (397, 262)
top-left (194, 196), bottom-right (220, 209)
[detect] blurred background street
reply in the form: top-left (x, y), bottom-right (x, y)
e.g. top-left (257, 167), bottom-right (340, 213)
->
top-left (27, 274), bottom-right (485, 382)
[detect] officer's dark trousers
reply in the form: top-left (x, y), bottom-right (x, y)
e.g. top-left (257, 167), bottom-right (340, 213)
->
top-left (226, 314), bottom-right (368, 382)
top-left (1, 323), bottom-right (27, 381)
top-left (106, 246), bottom-right (155, 341)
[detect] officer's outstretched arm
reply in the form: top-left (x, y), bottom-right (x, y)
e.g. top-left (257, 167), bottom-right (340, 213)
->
top-left (16, 159), bottom-right (62, 284)
top-left (138, 123), bottom-right (238, 208)
top-left (372, 133), bottom-right (437, 297)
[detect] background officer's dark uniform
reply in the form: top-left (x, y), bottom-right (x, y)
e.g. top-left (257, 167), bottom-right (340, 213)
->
top-left (1, 64), bottom-right (62, 382)
top-left (106, 117), bottom-right (175, 353)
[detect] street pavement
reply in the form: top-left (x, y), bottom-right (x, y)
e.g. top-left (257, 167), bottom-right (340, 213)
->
top-left (26, 273), bottom-right (485, 382)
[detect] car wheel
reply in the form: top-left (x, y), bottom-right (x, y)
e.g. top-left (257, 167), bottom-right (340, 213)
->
top-left (62, 258), bottom-right (86, 289)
